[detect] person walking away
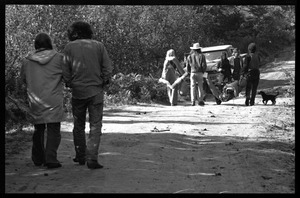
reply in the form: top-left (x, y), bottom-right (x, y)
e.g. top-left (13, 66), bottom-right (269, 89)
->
top-left (160, 49), bottom-right (184, 106)
top-left (232, 48), bottom-right (243, 81)
top-left (20, 32), bottom-right (64, 169)
top-left (217, 51), bottom-right (232, 83)
top-left (241, 43), bottom-right (261, 106)
top-left (187, 43), bottom-right (207, 106)
top-left (62, 21), bottom-right (113, 169)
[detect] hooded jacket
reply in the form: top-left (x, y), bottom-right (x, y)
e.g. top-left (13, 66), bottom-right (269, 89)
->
top-left (21, 49), bottom-right (64, 124)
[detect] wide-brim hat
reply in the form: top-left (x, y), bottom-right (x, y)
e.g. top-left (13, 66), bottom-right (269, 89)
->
top-left (190, 43), bottom-right (201, 49)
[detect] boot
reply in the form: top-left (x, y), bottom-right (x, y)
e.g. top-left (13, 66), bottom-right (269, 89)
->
top-left (198, 101), bottom-right (205, 106)
top-left (245, 99), bottom-right (250, 106)
top-left (73, 157), bottom-right (86, 165)
top-left (87, 160), bottom-right (103, 169)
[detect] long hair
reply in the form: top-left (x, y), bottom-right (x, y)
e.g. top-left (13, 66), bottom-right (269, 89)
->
top-left (165, 49), bottom-right (175, 60)
top-left (248, 43), bottom-right (256, 53)
top-left (67, 21), bottom-right (94, 41)
top-left (34, 32), bottom-right (53, 50)
top-left (221, 51), bottom-right (227, 60)
top-left (233, 48), bottom-right (240, 56)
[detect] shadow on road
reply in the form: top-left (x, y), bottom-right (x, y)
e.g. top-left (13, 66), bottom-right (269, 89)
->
top-left (5, 130), bottom-right (295, 193)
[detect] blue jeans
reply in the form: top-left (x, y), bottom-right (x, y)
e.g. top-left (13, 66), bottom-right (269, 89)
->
top-left (245, 69), bottom-right (260, 105)
top-left (72, 91), bottom-right (104, 161)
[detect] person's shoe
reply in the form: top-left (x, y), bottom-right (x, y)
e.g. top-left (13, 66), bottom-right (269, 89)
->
top-left (198, 101), bottom-right (205, 106)
top-left (250, 102), bottom-right (254, 106)
top-left (73, 157), bottom-right (86, 165)
top-left (191, 101), bottom-right (195, 106)
top-left (215, 97), bottom-right (222, 105)
top-left (245, 99), bottom-right (250, 106)
top-left (46, 163), bottom-right (62, 169)
top-left (87, 160), bottom-right (103, 169)
top-left (34, 162), bottom-right (43, 166)
top-left (33, 159), bottom-right (46, 167)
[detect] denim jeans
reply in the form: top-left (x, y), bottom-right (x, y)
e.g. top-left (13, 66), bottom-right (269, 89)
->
top-left (245, 69), bottom-right (260, 104)
top-left (72, 91), bottom-right (104, 161)
top-left (190, 72), bottom-right (205, 102)
top-left (32, 122), bottom-right (61, 165)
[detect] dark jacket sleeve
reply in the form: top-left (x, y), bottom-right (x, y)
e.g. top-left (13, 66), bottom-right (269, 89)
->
top-left (99, 43), bottom-right (113, 83)
top-left (240, 57), bottom-right (243, 69)
top-left (217, 61), bottom-right (221, 69)
top-left (62, 45), bottom-right (73, 87)
top-left (225, 59), bottom-right (232, 72)
top-left (240, 55), bottom-right (250, 76)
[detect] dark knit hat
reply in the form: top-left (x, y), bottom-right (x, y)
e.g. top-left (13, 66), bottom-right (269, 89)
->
top-left (248, 43), bottom-right (256, 53)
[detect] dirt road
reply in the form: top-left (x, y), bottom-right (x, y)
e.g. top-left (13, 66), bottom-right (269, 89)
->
top-left (5, 52), bottom-right (295, 193)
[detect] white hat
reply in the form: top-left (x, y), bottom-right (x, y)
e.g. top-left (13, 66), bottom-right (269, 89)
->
top-left (190, 43), bottom-right (201, 50)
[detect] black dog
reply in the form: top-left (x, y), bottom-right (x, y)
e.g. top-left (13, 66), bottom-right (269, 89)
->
top-left (258, 91), bottom-right (279, 105)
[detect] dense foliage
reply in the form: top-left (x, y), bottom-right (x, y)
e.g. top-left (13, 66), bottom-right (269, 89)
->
top-left (5, 5), bottom-right (295, 130)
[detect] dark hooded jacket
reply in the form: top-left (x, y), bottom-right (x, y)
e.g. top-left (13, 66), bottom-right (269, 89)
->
top-left (21, 49), bottom-right (64, 124)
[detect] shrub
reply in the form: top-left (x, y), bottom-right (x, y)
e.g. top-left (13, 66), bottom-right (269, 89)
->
top-left (104, 73), bottom-right (169, 106)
